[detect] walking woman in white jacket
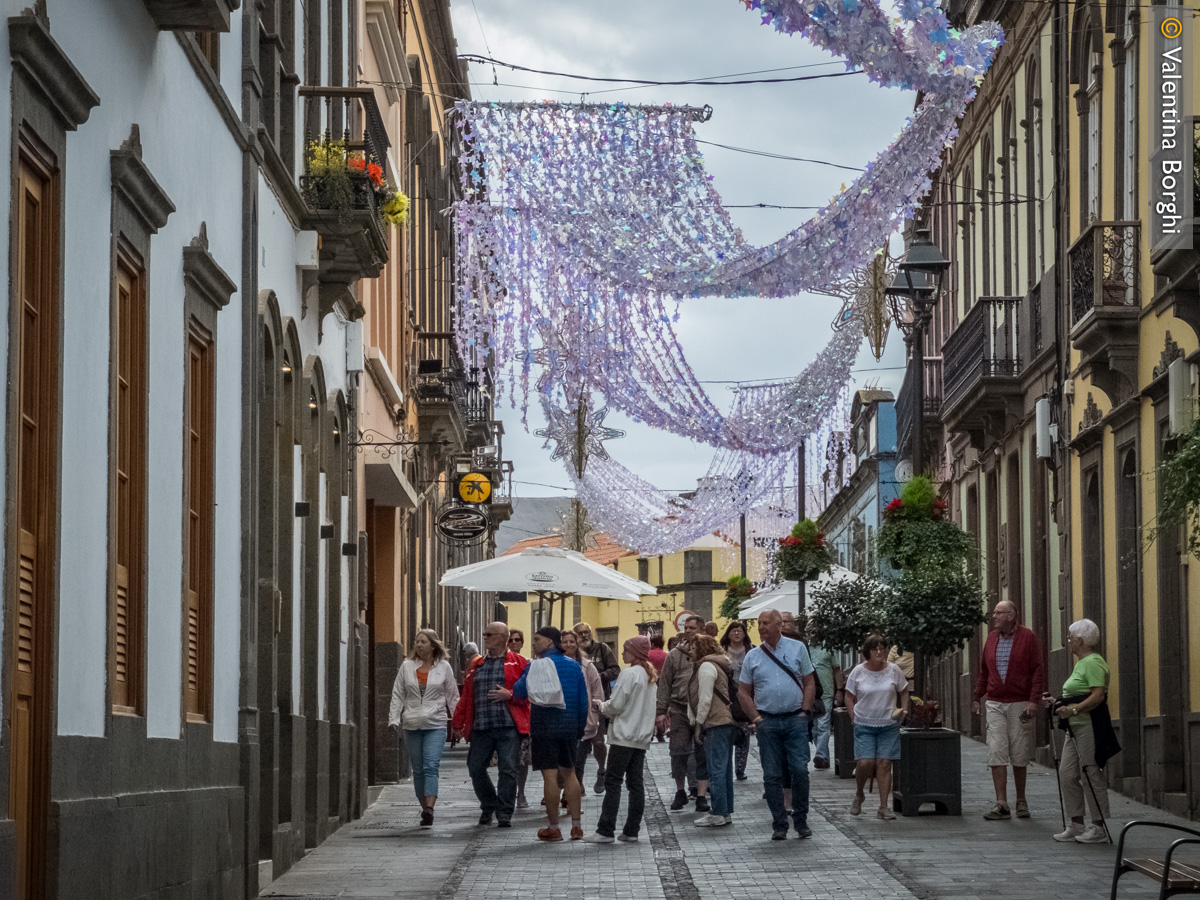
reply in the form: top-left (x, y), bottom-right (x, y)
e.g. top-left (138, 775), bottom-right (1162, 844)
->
top-left (583, 636), bottom-right (658, 844)
top-left (389, 629), bottom-right (459, 827)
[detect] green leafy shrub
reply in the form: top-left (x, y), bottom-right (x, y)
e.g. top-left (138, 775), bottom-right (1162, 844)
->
top-left (808, 576), bottom-right (889, 655)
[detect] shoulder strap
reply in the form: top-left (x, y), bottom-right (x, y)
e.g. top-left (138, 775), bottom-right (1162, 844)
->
top-left (760, 645), bottom-right (805, 691)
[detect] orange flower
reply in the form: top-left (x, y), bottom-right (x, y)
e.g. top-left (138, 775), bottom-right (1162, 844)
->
top-left (348, 156), bottom-right (366, 172)
top-left (367, 162), bottom-right (384, 186)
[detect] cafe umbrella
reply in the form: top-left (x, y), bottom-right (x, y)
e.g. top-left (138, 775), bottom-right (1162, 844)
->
top-left (439, 546), bottom-right (658, 627)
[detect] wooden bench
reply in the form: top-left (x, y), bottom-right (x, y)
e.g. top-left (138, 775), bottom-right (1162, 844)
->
top-left (1111, 821), bottom-right (1200, 900)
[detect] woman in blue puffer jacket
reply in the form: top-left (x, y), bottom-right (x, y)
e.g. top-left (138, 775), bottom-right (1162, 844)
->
top-left (513, 626), bottom-right (589, 842)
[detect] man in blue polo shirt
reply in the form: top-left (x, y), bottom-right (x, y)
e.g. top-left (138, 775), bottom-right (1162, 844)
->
top-left (738, 608), bottom-right (817, 841)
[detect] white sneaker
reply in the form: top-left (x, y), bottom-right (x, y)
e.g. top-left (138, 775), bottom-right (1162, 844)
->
top-left (718, 815), bottom-right (733, 827)
top-left (1075, 824), bottom-right (1108, 844)
top-left (694, 813), bottom-right (722, 827)
top-left (616, 833), bottom-right (639, 843)
top-left (1053, 823), bottom-right (1083, 842)
top-left (582, 832), bottom-right (614, 844)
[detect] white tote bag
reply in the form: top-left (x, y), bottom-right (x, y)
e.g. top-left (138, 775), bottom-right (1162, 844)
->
top-left (527, 657), bottom-right (566, 709)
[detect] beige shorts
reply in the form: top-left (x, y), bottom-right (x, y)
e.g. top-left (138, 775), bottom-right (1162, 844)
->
top-left (985, 700), bottom-right (1034, 767)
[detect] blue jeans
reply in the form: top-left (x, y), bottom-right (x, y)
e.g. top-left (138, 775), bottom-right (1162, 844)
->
top-left (466, 726), bottom-right (520, 822)
top-left (704, 724), bottom-right (736, 817)
top-left (756, 712), bottom-right (811, 831)
top-left (405, 727), bottom-right (446, 800)
top-left (813, 703), bottom-right (832, 761)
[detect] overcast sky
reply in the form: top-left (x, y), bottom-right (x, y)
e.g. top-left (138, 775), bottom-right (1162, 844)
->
top-left (447, 0), bottom-right (915, 498)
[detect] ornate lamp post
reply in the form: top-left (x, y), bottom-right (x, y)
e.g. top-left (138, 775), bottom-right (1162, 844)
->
top-left (885, 227), bottom-right (949, 476)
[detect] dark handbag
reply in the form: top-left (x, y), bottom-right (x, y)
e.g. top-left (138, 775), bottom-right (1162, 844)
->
top-left (760, 645), bottom-right (826, 717)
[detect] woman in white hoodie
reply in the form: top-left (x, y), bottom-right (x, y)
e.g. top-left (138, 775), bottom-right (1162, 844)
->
top-left (583, 636), bottom-right (658, 844)
top-left (388, 629), bottom-right (459, 827)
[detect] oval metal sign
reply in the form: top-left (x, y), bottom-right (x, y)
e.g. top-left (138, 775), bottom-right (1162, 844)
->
top-left (436, 505), bottom-right (490, 542)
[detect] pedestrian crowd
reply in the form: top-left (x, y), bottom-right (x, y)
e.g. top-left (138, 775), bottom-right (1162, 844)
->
top-left (386, 605), bottom-right (1117, 847)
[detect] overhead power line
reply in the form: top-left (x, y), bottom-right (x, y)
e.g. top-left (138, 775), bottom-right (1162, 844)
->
top-left (458, 53), bottom-right (863, 87)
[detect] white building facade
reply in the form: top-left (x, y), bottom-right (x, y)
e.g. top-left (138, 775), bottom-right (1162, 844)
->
top-left (0, 0), bottom-right (378, 896)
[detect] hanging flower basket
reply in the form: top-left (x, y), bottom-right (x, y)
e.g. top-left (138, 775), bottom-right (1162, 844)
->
top-left (878, 475), bottom-right (967, 571)
top-left (776, 519), bottom-right (832, 582)
top-left (719, 575), bottom-right (757, 620)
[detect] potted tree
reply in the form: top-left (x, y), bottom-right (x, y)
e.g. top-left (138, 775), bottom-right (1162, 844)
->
top-left (808, 576), bottom-right (888, 778)
top-left (877, 475), bottom-right (985, 816)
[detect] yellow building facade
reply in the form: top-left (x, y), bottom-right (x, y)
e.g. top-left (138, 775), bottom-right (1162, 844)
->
top-left (902, 0), bottom-right (1200, 816)
top-left (500, 533), bottom-right (757, 655)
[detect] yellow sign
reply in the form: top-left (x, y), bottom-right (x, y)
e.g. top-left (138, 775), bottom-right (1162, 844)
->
top-left (457, 472), bottom-right (492, 504)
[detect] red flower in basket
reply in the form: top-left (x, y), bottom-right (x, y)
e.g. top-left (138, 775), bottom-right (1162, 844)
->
top-left (367, 162), bottom-right (384, 187)
top-left (779, 536), bottom-right (802, 548)
top-left (933, 499), bottom-right (947, 518)
top-left (885, 498), bottom-right (903, 515)
top-left (348, 156), bottom-right (366, 172)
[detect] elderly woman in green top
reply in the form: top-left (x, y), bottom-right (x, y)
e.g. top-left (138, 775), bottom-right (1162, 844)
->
top-left (1043, 618), bottom-right (1112, 844)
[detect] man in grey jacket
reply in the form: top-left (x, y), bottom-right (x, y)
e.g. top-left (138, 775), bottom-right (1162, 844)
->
top-left (574, 622), bottom-right (621, 793)
top-left (655, 615), bottom-right (709, 813)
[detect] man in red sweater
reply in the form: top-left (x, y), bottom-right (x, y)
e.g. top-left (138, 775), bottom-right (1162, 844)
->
top-left (972, 600), bottom-right (1045, 821)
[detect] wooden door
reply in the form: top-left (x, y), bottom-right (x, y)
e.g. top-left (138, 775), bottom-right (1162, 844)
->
top-left (11, 139), bottom-right (58, 900)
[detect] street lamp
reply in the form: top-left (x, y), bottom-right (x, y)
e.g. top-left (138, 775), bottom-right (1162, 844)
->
top-left (886, 227), bottom-right (950, 476)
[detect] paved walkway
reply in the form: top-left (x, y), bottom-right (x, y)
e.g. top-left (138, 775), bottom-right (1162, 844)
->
top-left (261, 732), bottom-right (1180, 899)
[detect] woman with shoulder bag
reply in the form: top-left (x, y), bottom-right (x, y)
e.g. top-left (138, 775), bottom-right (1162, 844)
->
top-left (388, 629), bottom-right (459, 827)
top-left (688, 635), bottom-right (737, 827)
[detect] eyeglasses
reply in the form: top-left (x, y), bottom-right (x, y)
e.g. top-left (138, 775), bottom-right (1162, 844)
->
top-left (483, 632), bottom-right (504, 637)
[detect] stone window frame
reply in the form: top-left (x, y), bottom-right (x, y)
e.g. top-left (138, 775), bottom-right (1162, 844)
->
top-left (108, 126), bottom-right (174, 718)
top-left (3, 0), bottom-right (98, 843)
top-left (180, 224), bottom-right (235, 727)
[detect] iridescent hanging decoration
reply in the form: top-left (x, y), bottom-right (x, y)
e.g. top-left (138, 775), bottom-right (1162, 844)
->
top-left (449, 0), bottom-right (1002, 554)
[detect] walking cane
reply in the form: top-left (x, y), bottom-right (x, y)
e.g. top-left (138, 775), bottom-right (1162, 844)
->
top-left (1063, 716), bottom-right (1113, 844)
top-left (1047, 705), bottom-right (1066, 832)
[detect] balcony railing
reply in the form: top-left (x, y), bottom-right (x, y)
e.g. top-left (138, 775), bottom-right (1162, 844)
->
top-left (943, 296), bottom-right (1022, 407)
top-left (896, 358), bottom-right (943, 458)
top-left (298, 86), bottom-right (390, 218)
top-left (1068, 221), bottom-right (1139, 326)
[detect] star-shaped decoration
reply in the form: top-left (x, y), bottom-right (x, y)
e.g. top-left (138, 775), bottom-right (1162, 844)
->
top-left (536, 401), bottom-right (626, 472)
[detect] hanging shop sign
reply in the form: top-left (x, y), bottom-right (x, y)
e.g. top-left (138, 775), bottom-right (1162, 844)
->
top-left (436, 504), bottom-right (490, 543)
top-left (457, 471), bottom-right (492, 504)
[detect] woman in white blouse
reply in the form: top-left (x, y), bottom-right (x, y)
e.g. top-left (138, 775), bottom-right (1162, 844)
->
top-left (845, 634), bottom-right (909, 820)
top-left (389, 629), bottom-right (459, 827)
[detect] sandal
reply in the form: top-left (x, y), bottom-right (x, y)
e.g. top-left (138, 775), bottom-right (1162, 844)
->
top-left (982, 804), bottom-right (1011, 820)
top-left (877, 807), bottom-right (896, 820)
top-left (850, 796), bottom-right (863, 816)
top-left (420, 807), bottom-right (434, 827)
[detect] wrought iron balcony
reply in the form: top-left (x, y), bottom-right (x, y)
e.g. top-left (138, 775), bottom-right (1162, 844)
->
top-left (1068, 221), bottom-right (1140, 403)
top-left (1069, 221), bottom-right (1140, 324)
top-left (298, 86), bottom-right (391, 321)
top-left (941, 296), bottom-right (1025, 448)
top-left (413, 332), bottom-right (473, 445)
top-left (896, 358), bottom-right (943, 460)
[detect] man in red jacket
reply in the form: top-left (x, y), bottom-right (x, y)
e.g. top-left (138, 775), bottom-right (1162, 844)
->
top-left (452, 623), bottom-right (530, 827)
top-left (972, 600), bottom-right (1045, 821)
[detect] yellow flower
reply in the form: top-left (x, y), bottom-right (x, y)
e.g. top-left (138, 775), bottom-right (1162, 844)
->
top-left (381, 191), bottom-right (410, 226)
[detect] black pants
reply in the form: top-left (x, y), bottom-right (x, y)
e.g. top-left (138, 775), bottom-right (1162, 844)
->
top-left (574, 738), bottom-right (590, 787)
top-left (596, 745), bottom-right (646, 838)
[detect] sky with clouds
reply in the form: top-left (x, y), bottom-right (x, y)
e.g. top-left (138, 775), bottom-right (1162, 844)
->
top-left (446, 0), bottom-right (917, 499)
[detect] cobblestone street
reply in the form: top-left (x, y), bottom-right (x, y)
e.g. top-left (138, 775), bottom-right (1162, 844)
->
top-left (261, 734), bottom-right (1175, 899)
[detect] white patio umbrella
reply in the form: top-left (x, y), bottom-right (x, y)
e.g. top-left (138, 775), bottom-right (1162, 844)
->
top-left (738, 565), bottom-right (861, 618)
top-left (440, 546), bottom-right (658, 626)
